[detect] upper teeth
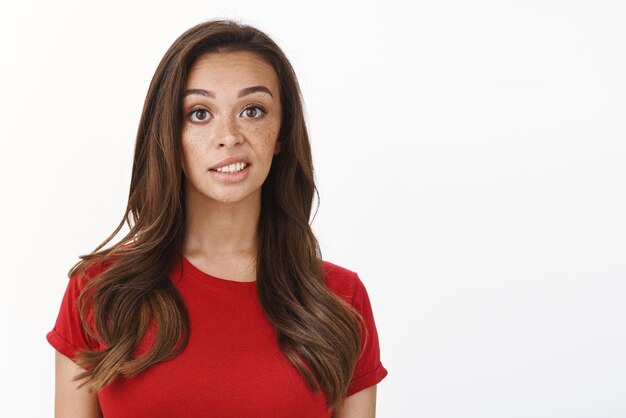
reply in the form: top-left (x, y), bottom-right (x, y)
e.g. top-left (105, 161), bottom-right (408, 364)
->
top-left (215, 162), bottom-right (247, 173)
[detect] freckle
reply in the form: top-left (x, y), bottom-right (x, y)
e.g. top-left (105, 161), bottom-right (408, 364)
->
top-left (255, 124), bottom-right (278, 138)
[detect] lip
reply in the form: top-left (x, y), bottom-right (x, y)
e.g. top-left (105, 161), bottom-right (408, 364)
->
top-left (209, 163), bottom-right (251, 184)
top-left (209, 154), bottom-right (251, 170)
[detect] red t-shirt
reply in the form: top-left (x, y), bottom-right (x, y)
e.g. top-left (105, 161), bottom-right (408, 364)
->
top-left (46, 255), bottom-right (388, 417)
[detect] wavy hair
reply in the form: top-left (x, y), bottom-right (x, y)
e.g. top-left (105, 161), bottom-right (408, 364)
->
top-left (68, 18), bottom-right (364, 410)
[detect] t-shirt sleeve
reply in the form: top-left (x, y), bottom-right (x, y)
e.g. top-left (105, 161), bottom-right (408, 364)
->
top-left (345, 273), bottom-right (388, 397)
top-left (46, 272), bottom-right (99, 363)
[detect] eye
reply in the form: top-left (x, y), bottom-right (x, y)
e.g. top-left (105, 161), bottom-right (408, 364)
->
top-left (186, 105), bottom-right (267, 124)
top-left (188, 108), bottom-right (211, 123)
top-left (241, 105), bottom-right (266, 119)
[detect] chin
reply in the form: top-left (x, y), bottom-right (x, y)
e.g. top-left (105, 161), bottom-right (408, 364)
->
top-left (209, 191), bottom-right (255, 204)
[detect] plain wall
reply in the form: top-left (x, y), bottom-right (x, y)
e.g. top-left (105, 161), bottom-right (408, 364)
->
top-left (0, 0), bottom-right (624, 417)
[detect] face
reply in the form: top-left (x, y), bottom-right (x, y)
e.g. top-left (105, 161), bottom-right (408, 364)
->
top-left (181, 50), bottom-right (282, 205)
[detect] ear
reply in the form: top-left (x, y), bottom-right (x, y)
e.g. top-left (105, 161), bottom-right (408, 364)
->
top-left (273, 141), bottom-right (282, 155)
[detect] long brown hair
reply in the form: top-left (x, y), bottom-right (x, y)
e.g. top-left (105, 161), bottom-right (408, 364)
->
top-left (68, 18), bottom-right (364, 410)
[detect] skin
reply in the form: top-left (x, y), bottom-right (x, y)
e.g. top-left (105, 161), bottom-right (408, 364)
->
top-left (333, 386), bottom-right (377, 418)
top-left (54, 351), bottom-right (102, 417)
top-left (180, 50), bottom-right (282, 282)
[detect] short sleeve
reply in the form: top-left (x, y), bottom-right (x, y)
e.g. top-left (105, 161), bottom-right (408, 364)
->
top-left (345, 274), bottom-right (388, 397)
top-left (46, 272), bottom-right (99, 363)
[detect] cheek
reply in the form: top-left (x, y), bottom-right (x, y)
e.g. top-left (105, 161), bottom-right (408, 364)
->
top-left (246, 123), bottom-right (280, 152)
top-left (181, 132), bottom-right (203, 173)
top-left (181, 125), bottom-right (205, 153)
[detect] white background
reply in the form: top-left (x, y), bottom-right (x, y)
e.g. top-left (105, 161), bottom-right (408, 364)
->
top-left (1, 1), bottom-right (625, 417)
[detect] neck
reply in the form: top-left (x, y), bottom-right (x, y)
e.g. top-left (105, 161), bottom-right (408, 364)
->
top-left (182, 185), bottom-right (261, 257)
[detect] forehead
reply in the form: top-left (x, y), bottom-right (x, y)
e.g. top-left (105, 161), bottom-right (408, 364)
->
top-left (185, 50), bottom-right (279, 91)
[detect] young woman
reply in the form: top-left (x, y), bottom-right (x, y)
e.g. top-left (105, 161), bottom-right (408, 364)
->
top-left (46, 19), bottom-right (388, 417)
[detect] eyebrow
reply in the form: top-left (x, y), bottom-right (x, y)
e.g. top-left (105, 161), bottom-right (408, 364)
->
top-left (182, 85), bottom-right (274, 99)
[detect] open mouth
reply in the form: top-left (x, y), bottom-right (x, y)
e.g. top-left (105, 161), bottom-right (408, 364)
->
top-left (209, 162), bottom-right (251, 183)
top-left (210, 162), bottom-right (249, 174)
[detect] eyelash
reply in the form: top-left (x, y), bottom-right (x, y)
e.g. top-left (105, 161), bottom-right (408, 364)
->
top-left (186, 105), bottom-right (267, 123)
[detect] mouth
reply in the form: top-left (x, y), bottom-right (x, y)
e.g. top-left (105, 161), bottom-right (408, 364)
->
top-left (209, 162), bottom-right (251, 183)
top-left (209, 162), bottom-right (250, 174)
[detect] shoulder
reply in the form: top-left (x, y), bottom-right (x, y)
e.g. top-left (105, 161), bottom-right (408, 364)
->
top-left (72, 255), bottom-right (116, 295)
top-left (71, 257), bottom-right (114, 289)
top-left (321, 259), bottom-right (364, 304)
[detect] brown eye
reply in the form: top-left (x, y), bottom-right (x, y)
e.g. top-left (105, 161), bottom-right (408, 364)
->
top-left (189, 109), bottom-right (210, 122)
top-left (242, 105), bottom-right (266, 119)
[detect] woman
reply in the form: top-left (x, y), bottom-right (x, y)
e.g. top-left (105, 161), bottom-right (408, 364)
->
top-left (46, 19), bottom-right (388, 417)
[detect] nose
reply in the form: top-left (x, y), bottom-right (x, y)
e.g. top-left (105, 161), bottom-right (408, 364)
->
top-left (215, 113), bottom-right (243, 148)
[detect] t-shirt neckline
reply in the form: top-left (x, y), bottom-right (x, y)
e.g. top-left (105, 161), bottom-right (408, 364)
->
top-left (181, 254), bottom-right (257, 288)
